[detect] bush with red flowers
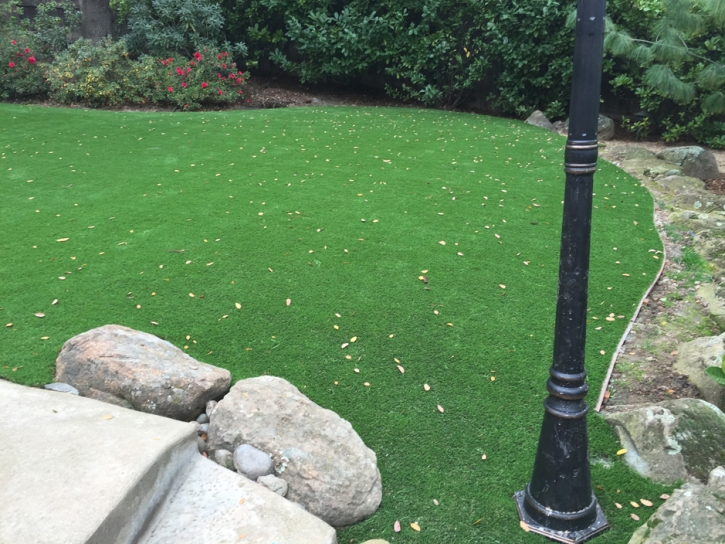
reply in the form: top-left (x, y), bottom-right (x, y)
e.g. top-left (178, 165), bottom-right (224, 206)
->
top-left (138, 47), bottom-right (249, 110)
top-left (0, 40), bottom-right (46, 99)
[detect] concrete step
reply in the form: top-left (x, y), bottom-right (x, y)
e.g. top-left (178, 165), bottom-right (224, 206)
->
top-left (0, 379), bottom-right (197, 544)
top-left (138, 455), bottom-right (337, 544)
top-left (0, 379), bottom-right (338, 544)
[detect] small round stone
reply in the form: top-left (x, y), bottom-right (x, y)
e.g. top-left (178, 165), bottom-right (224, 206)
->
top-left (233, 444), bottom-right (274, 480)
top-left (196, 413), bottom-right (209, 424)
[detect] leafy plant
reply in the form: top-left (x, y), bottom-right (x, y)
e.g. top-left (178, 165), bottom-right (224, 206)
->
top-left (46, 38), bottom-right (144, 106)
top-left (138, 47), bottom-right (250, 110)
top-left (604, 0), bottom-right (725, 146)
top-left (705, 361), bottom-right (725, 386)
top-left (125, 0), bottom-right (245, 59)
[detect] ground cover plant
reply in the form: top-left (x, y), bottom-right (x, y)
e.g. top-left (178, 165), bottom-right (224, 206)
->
top-left (0, 104), bottom-right (671, 542)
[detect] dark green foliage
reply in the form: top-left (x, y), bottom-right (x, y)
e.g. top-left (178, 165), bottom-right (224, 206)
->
top-left (125, 0), bottom-right (244, 58)
top-left (605, 0), bottom-right (725, 147)
top-left (223, 0), bottom-right (577, 112)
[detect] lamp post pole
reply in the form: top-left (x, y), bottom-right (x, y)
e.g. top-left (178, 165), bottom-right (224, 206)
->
top-left (514, 1), bottom-right (609, 542)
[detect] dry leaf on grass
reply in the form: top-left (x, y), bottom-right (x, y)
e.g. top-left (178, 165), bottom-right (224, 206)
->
top-left (397, 365), bottom-right (405, 374)
top-left (520, 521), bottom-right (530, 532)
top-left (640, 499), bottom-right (653, 507)
top-left (410, 522), bottom-right (421, 532)
top-left (630, 514), bottom-right (640, 521)
top-left (437, 404), bottom-right (444, 413)
top-left (286, 298), bottom-right (291, 306)
top-left (615, 503), bottom-right (622, 509)
top-left (617, 448), bottom-right (628, 455)
top-left (424, 383), bottom-right (431, 391)
top-left (660, 494), bottom-right (671, 500)
top-left (393, 520), bottom-right (401, 532)
top-left (102, 415), bottom-right (113, 420)
top-left (235, 302), bottom-right (242, 309)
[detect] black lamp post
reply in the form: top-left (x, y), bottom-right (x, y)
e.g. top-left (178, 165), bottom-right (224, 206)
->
top-left (514, 1), bottom-right (609, 542)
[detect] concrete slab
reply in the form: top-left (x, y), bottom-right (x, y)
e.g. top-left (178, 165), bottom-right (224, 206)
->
top-left (0, 379), bottom-right (198, 544)
top-left (139, 455), bottom-right (338, 544)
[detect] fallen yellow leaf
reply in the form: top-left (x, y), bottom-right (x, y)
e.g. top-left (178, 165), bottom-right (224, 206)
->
top-left (437, 405), bottom-right (444, 413)
top-left (102, 415), bottom-right (113, 420)
top-left (235, 302), bottom-right (242, 309)
top-left (660, 494), bottom-right (670, 500)
top-left (397, 365), bottom-right (405, 374)
top-left (423, 384), bottom-right (431, 391)
top-left (350, 336), bottom-right (357, 342)
top-left (631, 514), bottom-right (640, 521)
top-left (640, 499), bottom-right (653, 507)
top-left (410, 522), bottom-right (421, 532)
top-left (617, 448), bottom-right (628, 455)
top-left (615, 503), bottom-right (622, 509)
top-left (56, 238), bottom-right (69, 242)
top-left (239, 498), bottom-right (245, 505)
top-left (520, 520), bottom-right (530, 532)
top-left (630, 501), bottom-right (640, 508)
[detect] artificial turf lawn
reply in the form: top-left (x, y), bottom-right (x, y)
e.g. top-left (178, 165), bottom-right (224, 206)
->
top-left (0, 104), bottom-right (672, 542)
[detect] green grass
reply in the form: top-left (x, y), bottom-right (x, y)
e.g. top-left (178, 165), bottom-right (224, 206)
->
top-left (0, 104), bottom-right (671, 542)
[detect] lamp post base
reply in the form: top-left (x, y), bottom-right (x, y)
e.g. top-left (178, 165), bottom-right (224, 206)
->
top-left (514, 490), bottom-right (609, 544)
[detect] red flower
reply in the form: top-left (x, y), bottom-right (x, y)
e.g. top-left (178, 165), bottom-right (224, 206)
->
top-left (193, 52), bottom-right (202, 61)
top-left (238, 70), bottom-right (242, 75)
top-left (223, 52), bottom-right (229, 57)
top-left (217, 89), bottom-right (223, 95)
top-left (217, 73), bottom-right (222, 78)
top-left (8, 61), bottom-right (15, 68)
top-left (201, 82), bottom-right (208, 88)
top-left (27, 56), bottom-right (36, 64)
top-left (168, 87), bottom-right (173, 92)
top-left (190, 61), bottom-right (195, 66)
top-left (217, 54), bottom-right (222, 59)
top-left (167, 57), bottom-right (173, 63)
top-left (236, 78), bottom-right (242, 84)
top-left (181, 82), bottom-right (188, 88)
top-left (176, 67), bottom-right (184, 76)
top-left (10, 40), bottom-right (16, 45)
top-left (238, 89), bottom-right (243, 94)
top-left (24, 47), bottom-right (29, 53)
top-left (222, 64), bottom-right (227, 69)
top-left (228, 73), bottom-right (235, 79)
top-left (186, 67), bottom-right (191, 73)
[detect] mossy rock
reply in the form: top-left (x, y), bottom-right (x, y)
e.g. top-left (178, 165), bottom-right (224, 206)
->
top-left (606, 399), bottom-right (725, 483)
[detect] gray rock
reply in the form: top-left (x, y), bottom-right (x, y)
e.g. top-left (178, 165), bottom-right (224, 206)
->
top-left (199, 423), bottom-right (209, 434)
top-left (675, 333), bottom-right (725, 409)
top-left (525, 110), bottom-right (554, 132)
top-left (208, 376), bottom-right (382, 527)
top-left (602, 144), bottom-right (657, 162)
top-left (233, 444), bottom-right (274, 481)
top-left (195, 413), bottom-right (209, 424)
top-left (205, 400), bottom-right (217, 418)
top-left (558, 114), bottom-right (615, 140)
top-left (605, 398), bottom-right (725, 483)
top-left (55, 325), bottom-right (231, 421)
top-left (628, 482), bottom-right (725, 544)
top-left (552, 120), bottom-right (566, 135)
top-left (655, 174), bottom-right (705, 194)
top-left (43, 383), bottom-right (79, 395)
top-left (708, 465), bottom-right (725, 491)
top-left (695, 284), bottom-right (725, 332)
top-left (657, 146), bottom-right (721, 180)
top-left (257, 474), bottom-right (288, 497)
top-left (196, 436), bottom-right (207, 453)
top-left (213, 449), bottom-right (235, 471)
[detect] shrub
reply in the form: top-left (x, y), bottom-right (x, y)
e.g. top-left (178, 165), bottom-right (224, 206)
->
top-left (124, 0), bottom-right (245, 59)
top-left (0, 0), bottom-right (80, 99)
top-left (47, 38), bottom-right (144, 106)
top-left (0, 39), bottom-right (46, 99)
top-left (137, 47), bottom-right (250, 110)
top-left (226, 0), bottom-right (577, 112)
top-left (605, 0), bottom-right (725, 147)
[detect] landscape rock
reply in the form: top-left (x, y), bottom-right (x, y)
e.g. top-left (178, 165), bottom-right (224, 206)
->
top-left (654, 174), bottom-right (705, 194)
top-left (695, 284), bottom-right (725, 331)
top-left (657, 146), bottom-right (721, 180)
top-left (208, 376), bottom-right (383, 527)
top-left (558, 114), bottom-right (615, 140)
top-left (43, 382), bottom-right (79, 395)
top-left (709, 465), bottom-right (725, 491)
top-left (524, 110), bottom-right (554, 132)
top-left (54, 325), bottom-right (231, 421)
top-left (195, 413), bottom-right (209, 424)
top-left (213, 449), bottom-right (235, 471)
top-left (605, 398), bottom-right (725, 483)
top-left (205, 400), bottom-right (217, 418)
top-left (628, 481), bottom-right (725, 544)
top-left (233, 444), bottom-right (275, 481)
top-left (196, 436), bottom-right (207, 453)
top-left (257, 474), bottom-right (288, 497)
top-left (675, 333), bottom-right (725, 409)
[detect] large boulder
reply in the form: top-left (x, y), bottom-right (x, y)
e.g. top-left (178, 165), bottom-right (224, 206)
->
top-left (207, 376), bottom-right (382, 527)
top-left (657, 146), bottom-right (721, 180)
top-left (558, 114), bottom-right (615, 140)
top-left (628, 472), bottom-right (725, 544)
top-left (675, 333), bottom-right (725, 410)
top-left (55, 325), bottom-right (231, 421)
top-left (524, 110), bottom-right (555, 132)
top-left (605, 399), bottom-right (725, 483)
